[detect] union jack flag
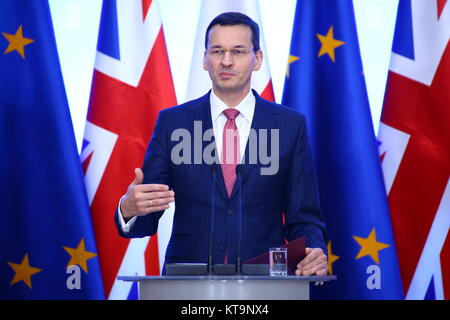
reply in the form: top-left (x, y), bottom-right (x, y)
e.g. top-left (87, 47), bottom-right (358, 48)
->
top-left (378, 0), bottom-right (450, 300)
top-left (81, 0), bottom-right (177, 299)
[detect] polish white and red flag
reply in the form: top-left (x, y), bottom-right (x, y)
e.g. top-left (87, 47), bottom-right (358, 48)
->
top-left (378, 0), bottom-right (450, 299)
top-left (186, 0), bottom-right (275, 101)
top-left (81, 0), bottom-right (177, 299)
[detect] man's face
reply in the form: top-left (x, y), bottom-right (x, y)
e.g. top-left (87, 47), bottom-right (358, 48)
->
top-left (203, 24), bottom-right (262, 94)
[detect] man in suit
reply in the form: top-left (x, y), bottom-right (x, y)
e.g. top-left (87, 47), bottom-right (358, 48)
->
top-left (115, 12), bottom-right (328, 276)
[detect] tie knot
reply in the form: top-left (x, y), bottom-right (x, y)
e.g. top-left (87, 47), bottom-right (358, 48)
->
top-left (223, 108), bottom-right (240, 120)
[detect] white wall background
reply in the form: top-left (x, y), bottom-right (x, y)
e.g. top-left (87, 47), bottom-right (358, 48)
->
top-left (48, 0), bottom-right (399, 153)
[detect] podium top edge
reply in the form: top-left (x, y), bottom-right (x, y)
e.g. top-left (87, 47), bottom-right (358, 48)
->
top-left (117, 275), bottom-right (337, 282)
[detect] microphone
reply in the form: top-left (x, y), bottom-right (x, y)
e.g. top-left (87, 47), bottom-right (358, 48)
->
top-left (208, 164), bottom-right (218, 274)
top-left (235, 164), bottom-right (243, 274)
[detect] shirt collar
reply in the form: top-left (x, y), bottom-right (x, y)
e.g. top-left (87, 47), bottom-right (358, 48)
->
top-left (210, 89), bottom-right (255, 123)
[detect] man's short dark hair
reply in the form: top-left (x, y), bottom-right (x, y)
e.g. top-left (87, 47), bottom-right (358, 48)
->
top-left (205, 12), bottom-right (260, 51)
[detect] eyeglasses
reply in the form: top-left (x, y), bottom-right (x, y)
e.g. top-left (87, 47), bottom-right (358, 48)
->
top-left (206, 48), bottom-right (254, 59)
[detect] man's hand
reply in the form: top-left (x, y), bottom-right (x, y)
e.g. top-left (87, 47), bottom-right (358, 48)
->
top-left (295, 247), bottom-right (328, 276)
top-left (120, 168), bottom-right (175, 219)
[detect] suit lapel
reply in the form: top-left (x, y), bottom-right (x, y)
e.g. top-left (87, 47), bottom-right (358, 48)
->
top-left (187, 91), bottom-right (229, 201)
top-left (187, 90), bottom-right (278, 201)
top-left (229, 90), bottom-right (278, 200)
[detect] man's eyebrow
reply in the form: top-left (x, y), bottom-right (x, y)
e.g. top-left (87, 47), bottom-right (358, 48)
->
top-left (208, 44), bottom-right (248, 49)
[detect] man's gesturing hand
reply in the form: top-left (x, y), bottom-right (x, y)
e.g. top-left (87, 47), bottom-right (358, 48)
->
top-left (120, 168), bottom-right (175, 219)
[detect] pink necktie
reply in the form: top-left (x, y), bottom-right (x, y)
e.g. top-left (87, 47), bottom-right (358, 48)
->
top-left (221, 109), bottom-right (240, 198)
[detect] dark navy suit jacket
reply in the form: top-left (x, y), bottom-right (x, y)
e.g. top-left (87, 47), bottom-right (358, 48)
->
top-left (115, 90), bottom-right (327, 268)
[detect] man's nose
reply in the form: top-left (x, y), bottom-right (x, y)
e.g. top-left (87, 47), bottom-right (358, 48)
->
top-left (220, 51), bottom-right (233, 67)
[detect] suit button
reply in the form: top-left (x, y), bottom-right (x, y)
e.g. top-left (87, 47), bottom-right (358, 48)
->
top-left (226, 209), bottom-right (234, 216)
top-left (219, 246), bottom-right (225, 251)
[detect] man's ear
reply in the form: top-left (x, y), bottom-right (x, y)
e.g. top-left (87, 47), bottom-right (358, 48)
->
top-left (253, 50), bottom-right (263, 71)
top-left (203, 51), bottom-right (209, 71)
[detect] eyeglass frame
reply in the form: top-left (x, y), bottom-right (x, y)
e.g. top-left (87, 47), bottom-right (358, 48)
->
top-left (205, 47), bottom-right (256, 59)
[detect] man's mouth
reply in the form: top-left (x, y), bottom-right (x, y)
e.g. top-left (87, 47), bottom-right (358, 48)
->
top-left (219, 72), bottom-right (236, 79)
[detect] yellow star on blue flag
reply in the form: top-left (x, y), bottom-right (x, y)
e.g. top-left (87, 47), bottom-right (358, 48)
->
top-left (2, 25), bottom-right (34, 58)
top-left (7, 254), bottom-right (42, 289)
top-left (286, 54), bottom-right (300, 78)
top-left (64, 238), bottom-right (98, 273)
top-left (316, 26), bottom-right (344, 62)
top-left (354, 228), bottom-right (390, 264)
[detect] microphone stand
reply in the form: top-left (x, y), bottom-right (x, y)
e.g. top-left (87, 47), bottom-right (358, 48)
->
top-left (235, 165), bottom-right (243, 274)
top-left (208, 164), bottom-right (217, 274)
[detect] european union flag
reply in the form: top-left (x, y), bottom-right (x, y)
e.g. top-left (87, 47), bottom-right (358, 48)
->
top-left (0, 1), bottom-right (104, 299)
top-left (282, 0), bottom-right (404, 299)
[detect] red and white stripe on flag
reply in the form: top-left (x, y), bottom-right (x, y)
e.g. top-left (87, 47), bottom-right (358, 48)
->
top-left (378, 0), bottom-right (450, 300)
top-left (81, 0), bottom-right (176, 299)
top-left (185, 0), bottom-right (275, 102)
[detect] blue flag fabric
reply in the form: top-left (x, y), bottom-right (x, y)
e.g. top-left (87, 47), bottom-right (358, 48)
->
top-left (282, 0), bottom-right (404, 299)
top-left (0, 1), bottom-right (104, 299)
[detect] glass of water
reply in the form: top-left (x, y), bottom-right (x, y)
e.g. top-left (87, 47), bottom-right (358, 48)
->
top-left (269, 247), bottom-right (287, 276)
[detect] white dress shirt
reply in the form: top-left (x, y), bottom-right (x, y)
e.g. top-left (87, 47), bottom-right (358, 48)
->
top-left (210, 89), bottom-right (255, 162)
top-left (118, 89), bottom-right (256, 232)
